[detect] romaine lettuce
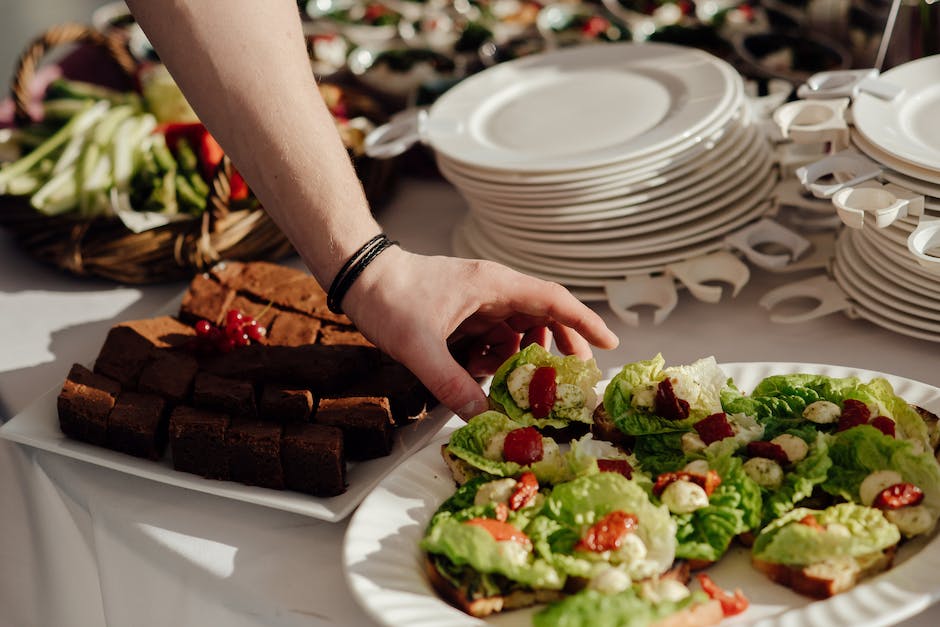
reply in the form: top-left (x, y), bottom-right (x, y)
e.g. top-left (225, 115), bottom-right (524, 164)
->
top-left (533, 587), bottom-right (708, 627)
top-left (761, 431), bottom-right (832, 525)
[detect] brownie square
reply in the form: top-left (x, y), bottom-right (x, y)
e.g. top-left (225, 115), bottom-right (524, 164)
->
top-left (94, 317), bottom-right (196, 386)
top-left (179, 272), bottom-right (235, 326)
top-left (266, 311), bottom-right (321, 347)
top-left (317, 324), bottom-right (373, 348)
top-left (235, 262), bottom-right (328, 315)
top-left (138, 351), bottom-right (198, 403)
top-left (57, 363), bottom-right (121, 445)
top-left (193, 372), bottom-right (256, 419)
top-left (262, 345), bottom-right (380, 393)
top-left (281, 423), bottom-right (346, 496)
top-left (314, 396), bottom-right (393, 460)
top-left (225, 420), bottom-right (285, 489)
top-left (259, 384), bottom-right (314, 423)
top-left (208, 260), bottom-right (244, 286)
top-left (198, 344), bottom-right (267, 380)
top-left (339, 361), bottom-right (433, 424)
top-left (168, 406), bottom-right (230, 479)
top-left (106, 391), bottom-right (168, 460)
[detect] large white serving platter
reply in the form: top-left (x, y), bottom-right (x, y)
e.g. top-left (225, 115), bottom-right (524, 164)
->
top-left (344, 362), bottom-right (940, 627)
top-left (427, 42), bottom-right (741, 173)
top-left (0, 374), bottom-right (452, 524)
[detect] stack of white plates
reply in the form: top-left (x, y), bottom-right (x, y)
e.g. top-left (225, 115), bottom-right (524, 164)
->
top-left (434, 42), bottom-right (778, 299)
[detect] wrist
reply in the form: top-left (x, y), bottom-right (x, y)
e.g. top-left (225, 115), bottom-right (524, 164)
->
top-left (327, 234), bottom-right (401, 315)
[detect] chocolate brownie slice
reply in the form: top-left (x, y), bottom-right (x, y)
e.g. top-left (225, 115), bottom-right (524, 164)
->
top-left (106, 391), bottom-right (168, 460)
top-left (281, 423), bottom-right (346, 496)
top-left (179, 272), bottom-right (236, 326)
top-left (317, 324), bottom-right (374, 348)
top-left (261, 344), bottom-right (380, 394)
top-left (57, 363), bottom-right (121, 445)
top-left (138, 351), bottom-right (199, 403)
top-left (314, 396), bottom-right (394, 460)
top-left (226, 420), bottom-right (285, 489)
top-left (193, 372), bottom-right (256, 419)
top-left (259, 384), bottom-right (314, 423)
top-left (338, 361), bottom-right (433, 424)
top-left (266, 310), bottom-right (321, 347)
top-left (168, 406), bottom-right (230, 479)
top-left (94, 317), bottom-right (196, 386)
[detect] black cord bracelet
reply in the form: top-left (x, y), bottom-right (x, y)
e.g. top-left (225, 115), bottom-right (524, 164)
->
top-left (327, 233), bottom-right (398, 314)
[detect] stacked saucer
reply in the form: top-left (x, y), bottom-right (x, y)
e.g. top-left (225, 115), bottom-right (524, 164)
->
top-left (431, 42), bottom-right (778, 298)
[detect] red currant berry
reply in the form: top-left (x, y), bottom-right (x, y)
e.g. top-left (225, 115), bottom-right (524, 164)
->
top-left (246, 321), bottom-right (265, 341)
top-left (216, 337), bottom-right (236, 353)
top-left (195, 320), bottom-right (213, 336)
top-left (235, 332), bottom-right (251, 347)
top-left (225, 309), bottom-right (245, 328)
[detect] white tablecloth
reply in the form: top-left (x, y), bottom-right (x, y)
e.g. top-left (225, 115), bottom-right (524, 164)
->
top-left (1, 177), bottom-right (938, 627)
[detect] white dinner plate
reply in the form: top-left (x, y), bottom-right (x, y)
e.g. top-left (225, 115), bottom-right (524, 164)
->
top-left (427, 42), bottom-right (741, 173)
top-left (849, 230), bottom-right (940, 300)
top-left (344, 363), bottom-right (940, 627)
top-left (882, 170), bottom-right (940, 201)
top-left (833, 261), bottom-right (940, 334)
top-left (859, 227), bottom-right (940, 284)
top-left (852, 132), bottom-right (940, 187)
top-left (0, 291), bottom-right (454, 523)
top-left (853, 55), bottom-right (940, 171)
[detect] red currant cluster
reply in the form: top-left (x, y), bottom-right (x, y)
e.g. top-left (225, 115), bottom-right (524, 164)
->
top-left (189, 309), bottom-right (266, 354)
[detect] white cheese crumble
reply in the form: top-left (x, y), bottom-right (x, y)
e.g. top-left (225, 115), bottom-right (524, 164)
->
top-left (661, 480), bottom-right (710, 514)
top-left (885, 505), bottom-right (935, 537)
top-left (743, 457), bottom-right (784, 488)
top-left (632, 384), bottom-right (657, 409)
top-left (683, 459), bottom-right (710, 475)
top-left (483, 432), bottom-right (508, 461)
top-left (588, 566), bottom-right (632, 594)
top-left (473, 478), bottom-right (517, 507)
top-left (507, 364), bottom-right (537, 409)
top-left (681, 431), bottom-right (707, 455)
top-left (803, 400), bottom-right (841, 424)
top-left (498, 539), bottom-right (531, 566)
top-left (640, 578), bottom-right (691, 604)
top-left (771, 434), bottom-right (809, 463)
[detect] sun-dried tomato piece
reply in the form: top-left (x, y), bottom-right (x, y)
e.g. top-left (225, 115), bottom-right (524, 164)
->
top-left (465, 518), bottom-right (531, 545)
top-left (873, 483), bottom-right (924, 510)
top-left (502, 426), bottom-right (544, 465)
top-left (654, 378), bottom-right (690, 421)
top-left (746, 441), bottom-right (789, 465)
top-left (575, 511), bottom-right (638, 553)
top-left (528, 366), bottom-right (557, 419)
top-left (694, 412), bottom-right (735, 445)
top-left (508, 472), bottom-right (539, 511)
top-left (494, 502), bottom-right (509, 522)
top-left (798, 514), bottom-right (824, 530)
top-left (837, 399), bottom-right (871, 432)
top-left (697, 573), bottom-right (749, 617)
top-left (869, 416), bottom-right (896, 438)
top-left (653, 470), bottom-right (722, 497)
top-left (597, 458), bottom-right (633, 479)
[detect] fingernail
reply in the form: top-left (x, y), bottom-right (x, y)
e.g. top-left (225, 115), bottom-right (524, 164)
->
top-left (457, 399), bottom-right (489, 421)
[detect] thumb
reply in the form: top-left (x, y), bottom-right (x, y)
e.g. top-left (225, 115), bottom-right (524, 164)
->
top-left (403, 338), bottom-right (489, 421)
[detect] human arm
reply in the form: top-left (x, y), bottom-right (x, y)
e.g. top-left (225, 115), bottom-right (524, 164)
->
top-left (126, 0), bottom-right (619, 418)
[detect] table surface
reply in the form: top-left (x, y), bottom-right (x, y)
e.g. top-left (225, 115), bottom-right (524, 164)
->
top-left (1, 176), bottom-right (939, 627)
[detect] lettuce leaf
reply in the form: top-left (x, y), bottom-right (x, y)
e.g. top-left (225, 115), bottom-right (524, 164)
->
top-left (761, 430), bottom-right (832, 525)
top-left (534, 587), bottom-right (708, 627)
top-left (752, 502), bottom-right (901, 565)
top-left (633, 432), bottom-right (687, 477)
top-left (489, 344), bottom-right (601, 428)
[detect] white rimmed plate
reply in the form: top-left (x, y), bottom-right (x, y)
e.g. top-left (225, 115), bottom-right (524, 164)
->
top-left (853, 55), bottom-right (940, 171)
top-left (427, 42), bottom-right (741, 173)
top-left (852, 132), bottom-right (940, 187)
top-left (344, 363), bottom-right (940, 627)
top-left (849, 229), bottom-right (940, 300)
top-left (833, 260), bottom-right (940, 334)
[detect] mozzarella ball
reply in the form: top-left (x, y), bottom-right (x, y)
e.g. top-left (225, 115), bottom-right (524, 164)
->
top-left (683, 459), bottom-right (710, 475)
top-left (507, 364), bottom-right (537, 409)
top-left (743, 457), bottom-right (784, 488)
top-left (640, 578), bottom-right (692, 604)
top-left (589, 566), bottom-right (632, 594)
top-left (771, 434), bottom-right (809, 463)
top-left (803, 400), bottom-right (841, 424)
top-left (473, 478), bottom-right (517, 507)
top-left (553, 383), bottom-right (584, 409)
top-left (661, 480), bottom-right (710, 514)
top-left (885, 506), bottom-right (936, 538)
top-left (483, 432), bottom-right (508, 461)
top-left (859, 470), bottom-right (904, 506)
top-left (632, 384), bottom-right (657, 409)
top-left (680, 431), bottom-right (707, 455)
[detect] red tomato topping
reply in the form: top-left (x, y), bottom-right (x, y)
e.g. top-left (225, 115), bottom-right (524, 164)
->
top-left (798, 514), bottom-right (824, 530)
top-left (580, 16), bottom-right (609, 37)
top-left (653, 470), bottom-right (722, 498)
top-left (837, 399), bottom-right (871, 432)
top-left (502, 427), bottom-right (544, 465)
top-left (528, 366), bottom-right (557, 419)
top-left (869, 416), bottom-right (896, 438)
top-left (575, 511), bottom-right (638, 553)
top-left (697, 573), bottom-right (749, 617)
top-left (494, 502), bottom-right (509, 522)
top-left (509, 472), bottom-right (539, 511)
top-left (597, 458), bottom-right (633, 479)
top-left (654, 378), bottom-right (690, 421)
top-left (465, 518), bottom-right (530, 545)
top-left (873, 483), bottom-right (924, 510)
top-left (694, 412), bottom-right (735, 445)
top-left (746, 441), bottom-right (789, 465)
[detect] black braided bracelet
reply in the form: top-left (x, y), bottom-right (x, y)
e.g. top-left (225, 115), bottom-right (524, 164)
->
top-left (327, 233), bottom-right (398, 314)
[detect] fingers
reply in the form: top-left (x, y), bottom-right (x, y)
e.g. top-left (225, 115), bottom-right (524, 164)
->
top-left (464, 322), bottom-right (521, 377)
top-left (520, 326), bottom-right (550, 351)
top-left (406, 332), bottom-right (491, 421)
top-left (549, 321), bottom-right (593, 360)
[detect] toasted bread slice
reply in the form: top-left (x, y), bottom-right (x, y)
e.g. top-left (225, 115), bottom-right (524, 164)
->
top-left (441, 444), bottom-right (484, 486)
top-left (752, 544), bottom-right (897, 599)
top-left (652, 598), bottom-right (723, 627)
top-left (591, 404), bottom-right (634, 451)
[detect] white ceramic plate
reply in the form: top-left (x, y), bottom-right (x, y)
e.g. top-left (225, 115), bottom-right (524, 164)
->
top-left (427, 42), bottom-right (741, 172)
top-left (344, 363), bottom-right (940, 627)
top-left (859, 227), bottom-right (940, 284)
top-left (851, 132), bottom-right (940, 186)
top-left (833, 261), bottom-right (940, 334)
top-left (849, 230), bottom-right (940, 300)
top-left (853, 55), bottom-right (940, 171)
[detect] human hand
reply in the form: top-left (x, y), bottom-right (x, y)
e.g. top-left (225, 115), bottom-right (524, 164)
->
top-left (341, 247), bottom-right (619, 420)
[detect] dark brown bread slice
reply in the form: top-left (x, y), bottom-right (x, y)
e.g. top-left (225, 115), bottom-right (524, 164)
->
top-left (106, 391), bottom-right (168, 460)
top-left (281, 423), bottom-right (346, 496)
top-left (168, 406), bottom-right (230, 479)
top-left (266, 310), bottom-right (321, 347)
top-left (226, 419), bottom-right (285, 489)
top-left (179, 272), bottom-right (236, 326)
top-left (193, 371), bottom-right (256, 419)
top-left (259, 384), bottom-right (314, 423)
top-left (752, 545), bottom-right (897, 599)
top-left (590, 403), bottom-right (634, 451)
top-left (138, 351), bottom-right (199, 403)
top-left (58, 363), bottom-right (121, 445)
top-left (315, 396), bottom-right (393, 460)
top-left (94, 317), bottom-right (196, 386)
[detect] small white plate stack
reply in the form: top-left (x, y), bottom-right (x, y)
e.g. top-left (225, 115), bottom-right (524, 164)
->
top-left (428, 42), bottom-right (778, 300)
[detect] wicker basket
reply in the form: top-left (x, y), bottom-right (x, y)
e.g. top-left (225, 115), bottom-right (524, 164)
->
top-left (0, 24), bottom-right (395, 284)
